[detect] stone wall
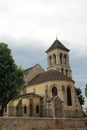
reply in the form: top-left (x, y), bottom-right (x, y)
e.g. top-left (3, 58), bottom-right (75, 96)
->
top-left (0, 117), bottom-right (87, 130)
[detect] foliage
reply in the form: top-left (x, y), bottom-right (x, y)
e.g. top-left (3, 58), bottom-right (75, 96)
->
top-left (85, 84), bottom-right (87, 97)
top-left (75, 87), bottom-right (84, 105)
top-left (0, 43), bottom-right (25, 116)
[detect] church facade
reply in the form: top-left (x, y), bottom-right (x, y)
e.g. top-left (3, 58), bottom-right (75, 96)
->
top-left (6, 39), bottom-right (84, 118)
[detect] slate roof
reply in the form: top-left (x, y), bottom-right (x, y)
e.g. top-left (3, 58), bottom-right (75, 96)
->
top-left (46, 39), bottom-right (69, 53)
top-left (28, 70), bottom-right (73, 86)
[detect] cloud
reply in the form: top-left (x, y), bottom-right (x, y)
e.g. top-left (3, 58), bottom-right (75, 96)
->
top-left (0, 35), bottom-right (47, 69)
top-left (0, 0), bottom-right (87, 58)
top-left (0, 1), bottom-right (87, 95)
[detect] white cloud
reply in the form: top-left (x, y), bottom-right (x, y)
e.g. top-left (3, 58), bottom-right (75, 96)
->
top-left (0, 0), bottom-right (87, 57)
top-left (0, 0), bottom-right (87, 106)
top-left (0, 1), bottom-right (87, 37)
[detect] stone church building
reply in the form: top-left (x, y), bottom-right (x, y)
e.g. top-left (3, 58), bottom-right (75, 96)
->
top-left (6, 39), bottom-right (84, 118)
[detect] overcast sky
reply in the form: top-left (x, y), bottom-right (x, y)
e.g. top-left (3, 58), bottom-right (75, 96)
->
top-left (0, 0), bottom-right (87, 106)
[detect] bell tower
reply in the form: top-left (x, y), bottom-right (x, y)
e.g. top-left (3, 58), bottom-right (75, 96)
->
top-left (46, 39), bottom-right (72, 78)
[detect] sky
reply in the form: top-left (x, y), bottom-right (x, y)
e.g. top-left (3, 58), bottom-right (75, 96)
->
top-left (0, 0), bottom-right (87, 106)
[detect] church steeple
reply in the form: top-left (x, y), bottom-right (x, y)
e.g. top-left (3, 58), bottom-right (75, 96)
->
top-left (46, 39), bottom-right (69, 53)
top-left (46, 39), bottom-right (72, 78)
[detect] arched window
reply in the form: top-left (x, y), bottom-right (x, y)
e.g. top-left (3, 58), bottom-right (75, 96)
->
top-left (53, 54), bottom-right (56, 64)
top-left (52, 87), bottom-right (57, 96)
top-left (60, 53), bottom-right (62, 64)
top-left (36, 105), bottom-right (39, 113)
top-left (24, 106), bottom-right (27, 114)
top-left (30, 98), bottom-right (33, 117)
top-left (64, 54), bottom-right (67, 64)
top-left (66, 70), bottom-right (68, 76)
top-left (49, 56), bottom-right (52, 65)
top-left (61, 68), bottom-right (64, 74)
top-left (67, 87), bottom-right (72, 106)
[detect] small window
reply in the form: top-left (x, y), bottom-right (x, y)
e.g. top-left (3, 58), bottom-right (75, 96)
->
top-left (76, 109), bottom-right (78, 112)
top-left (52, 87), bottom-right (57, 96)
top-left (49, 56), bottom-right (52, 65)
top-left (24, 106), bottom-right (27, 114)
top-left (64, 54), bottom-right (67, 64)
top-left (67, 87), bottom-right (72, 106)
top-left (66, 70), bottom-right (68, 76)
top-left (53, 54), bottom-right (56, 64)
top-left (61, 68), bottom-right (64, 74)
top-left (36, 105), bottom-right (39, 113)
top-left (60, 53), bottom-right (62, 64)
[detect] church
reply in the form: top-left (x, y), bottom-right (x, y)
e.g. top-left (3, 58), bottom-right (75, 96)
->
top-left (6, 39), bottom-right (84, 118)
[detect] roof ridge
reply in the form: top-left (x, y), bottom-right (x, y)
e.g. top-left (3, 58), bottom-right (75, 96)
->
top-left (24, 63), bottom-right (44, 72)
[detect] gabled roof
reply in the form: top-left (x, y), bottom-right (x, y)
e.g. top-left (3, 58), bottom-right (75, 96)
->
top-left (24, 64), bottom-right (45, 85)
top-left (24, 64), bottom-right (45, 73)
top-left (28, 70), bottom-right (73, 86)
top-left (46, 39), bottom-right (69, 53)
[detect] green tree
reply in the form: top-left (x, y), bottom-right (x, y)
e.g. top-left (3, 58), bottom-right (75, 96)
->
top-left (85, 84), bottom-right (87, 97)
top-left (75, 87), bottom-right (84, 105)
top-left (0, 43), bottom-right (24, 116)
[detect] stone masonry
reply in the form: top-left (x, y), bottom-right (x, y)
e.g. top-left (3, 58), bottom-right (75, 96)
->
top-left (0, 117), bottom-right (87, 130)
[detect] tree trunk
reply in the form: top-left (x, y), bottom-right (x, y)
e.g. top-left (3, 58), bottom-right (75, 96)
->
top-left (0, 105), bottom-right (4, 116)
